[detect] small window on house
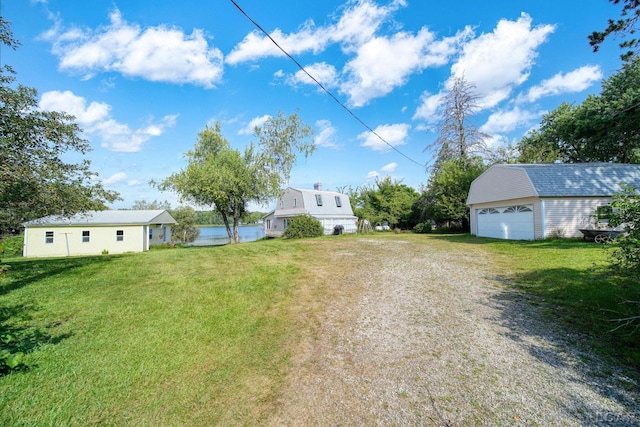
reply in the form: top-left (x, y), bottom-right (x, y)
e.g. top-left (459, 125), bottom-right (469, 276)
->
top-left (280, 200), bottom-right (284, 209)
top-left (116, 230), bottom-right (124, 241)
top-left (335, 196), bottom-right (342, 207)
top-left (596, 205), bottom-right (612, 222)
top-left (45, 231), bottom-right (54, 244)
top-left (283, 219), bottom-right (289, 229)
top-left (315, 194), bottom-right (323, 206)
top-left (293, 198), bottom-right (297, 207)
top-left (82, 230), bottom-right (90, 243)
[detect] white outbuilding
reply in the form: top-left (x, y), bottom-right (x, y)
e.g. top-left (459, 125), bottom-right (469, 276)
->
top-left (23, 210), bottom-right (177, 258)
top-left (467, 163), bottom-right (640, 240)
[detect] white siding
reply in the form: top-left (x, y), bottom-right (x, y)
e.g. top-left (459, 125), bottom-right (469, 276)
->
top-left (542, 197), bottom-right (611, 238)
top-left (467, 166), bottom-right (537, 205)
top-left (24, 225), bottom-right (146, 258)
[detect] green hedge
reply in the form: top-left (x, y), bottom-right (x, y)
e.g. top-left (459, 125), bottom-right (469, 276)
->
top-left (283, 215), bottom-right (323, 239)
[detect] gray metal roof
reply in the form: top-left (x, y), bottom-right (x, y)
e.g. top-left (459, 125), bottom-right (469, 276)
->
top-left (502, 163), bottom-right (640, 197)
top-left (23, 210), bottom-right (177, 227)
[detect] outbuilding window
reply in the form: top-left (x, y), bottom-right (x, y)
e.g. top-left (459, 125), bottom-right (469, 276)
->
top-left (116, 230), bottom-right (124, 241)
top-left (504, 205), bottom-right (532, 213)
top-left (596, 205), bottom-right (612, 223)
top-left (478, 208), bottom-right (500, 215)
top-left (82, 230), bottom-right (90, 243)
top-left (45, 231), bottom-right (54, 244)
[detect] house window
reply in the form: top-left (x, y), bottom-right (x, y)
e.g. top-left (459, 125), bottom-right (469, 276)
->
top-left (82, 230), bottom-right (90, 243)
top-left (266, 219), bottom-right (271, 230)
top-left (116, 230), bottom-right (124, 241)
top-left (294, 198), bottom-right (297, 207)
top-left (280, 200), bottom-right (284, 209)
top-left (596, 205), bottom-right (612, 222)
top-left (335, 196), bottom-right (342, 207)
top-left (315, 194), bottom-right (323, 206)
top-left (45, 231), bottom-right (54, 244)
top-left (283, 219), bottom-right (289, 228)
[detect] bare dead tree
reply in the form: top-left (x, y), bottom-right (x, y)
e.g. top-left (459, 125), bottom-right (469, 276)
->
top-left (425, 75), bottom-right (489, 166)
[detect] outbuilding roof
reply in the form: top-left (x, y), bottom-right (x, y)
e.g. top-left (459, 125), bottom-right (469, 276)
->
top-left (494, 163), bottom-right (640, 197)
top-left (23, 210), bottom-right (177, 227)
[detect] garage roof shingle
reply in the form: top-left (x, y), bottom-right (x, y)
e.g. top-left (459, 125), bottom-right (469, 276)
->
top-left (504, 163), bottom-right (640, 197)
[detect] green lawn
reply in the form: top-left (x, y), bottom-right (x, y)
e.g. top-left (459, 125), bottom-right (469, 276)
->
top-left (0, 234), bottom-right (638, 425)
top-left (432, 234), bottom-right (640, 369)
top-left (0, 239), bottom-right (310, 426)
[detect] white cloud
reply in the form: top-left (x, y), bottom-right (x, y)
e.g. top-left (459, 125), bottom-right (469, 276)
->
top-left (341, 27), bottom-right (470, 107)
top-left (522, 65), bottom-right (603, 102)
top-left (480, 106), bottom-right (541, 134)
top-left (39, 90), bottom-right (110, 125)
top-left (413, 91), bottom-right (443, 123)
top-left (226, 22), bottom-right (329, 65)
top-left (290, 62), bottom-right (339, 88)
top-left (366, 170), bottom-right (379, 180)
top-left (380, 162), bottom-right (397, 172)
top-left (39, 90), bottom-right (177, 152)
top-left (315, 119), bottom-right (339, 148)
top-left (102, 172), bottom-right (128, 185)
top-left (43, 9), bottom-right (223, 87)
top-left (451, 13), bottom-right (555, 108)
top-left (239, 115), bottom-right (271, 135)
top-left (358, 123), bottom-right (410, 152)
top-left (227, 0), bottom-right (403, 64)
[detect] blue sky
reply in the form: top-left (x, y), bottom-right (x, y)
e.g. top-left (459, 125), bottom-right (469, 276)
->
top-left (3, 0), bottom-right (624, 210)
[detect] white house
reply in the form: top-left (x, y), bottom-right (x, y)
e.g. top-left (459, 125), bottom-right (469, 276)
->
top-left (467, 163), bottom-right (640, 240)
top-left (23, 210), bottom-right (177, 258)
top-left (263, 184), bottom-right (358, 237)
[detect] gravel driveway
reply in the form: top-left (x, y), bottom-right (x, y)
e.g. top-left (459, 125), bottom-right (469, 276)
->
top-left (266, 236), bottom-right (639, 426)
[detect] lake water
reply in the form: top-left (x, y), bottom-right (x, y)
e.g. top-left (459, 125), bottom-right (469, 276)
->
top-left (189, 225), bottom-right (265, 246)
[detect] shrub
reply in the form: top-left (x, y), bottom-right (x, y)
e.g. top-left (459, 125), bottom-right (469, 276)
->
top-left (283, 215), bottom-right (323, 239)
top-left (413, 222), bottom-right (432, 234)
top-left (609, 186), bottom-right (640, 275)
top-left (0, 235), bottom-right (23, 258)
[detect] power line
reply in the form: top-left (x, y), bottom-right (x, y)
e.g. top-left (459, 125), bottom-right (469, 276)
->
top-left (229, 0), bottom-right (426, 168)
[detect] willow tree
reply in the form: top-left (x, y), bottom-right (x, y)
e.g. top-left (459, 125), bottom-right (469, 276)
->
top-left (158, 112), bottom-right (314, 243)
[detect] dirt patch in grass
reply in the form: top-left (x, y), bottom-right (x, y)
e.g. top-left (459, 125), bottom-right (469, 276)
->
top-left (267, 235), bottom-right (640, 426)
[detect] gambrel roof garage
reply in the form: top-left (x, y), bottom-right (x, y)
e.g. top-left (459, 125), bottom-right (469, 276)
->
top-left (467, 163), bottom-right (640, 240)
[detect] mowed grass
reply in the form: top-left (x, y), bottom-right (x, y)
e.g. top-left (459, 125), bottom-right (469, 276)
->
top-left (1, 233), bottom-right (639, 425)
top-left (0, 239), bottom-right (314, 426)
top-left (431, 234), bottom-right (640, 369)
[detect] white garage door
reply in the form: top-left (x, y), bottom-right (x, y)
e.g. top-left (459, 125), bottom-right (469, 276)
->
top-left (476, 205), bottom-right (534, 240)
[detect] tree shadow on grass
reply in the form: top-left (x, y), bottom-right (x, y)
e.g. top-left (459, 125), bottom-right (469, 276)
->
top-left (0, 256), bottom-right (117, 375)
top-left (484, 267), bottom-right (640, 424)
top-left (0, 255), bottom-right (117, 296)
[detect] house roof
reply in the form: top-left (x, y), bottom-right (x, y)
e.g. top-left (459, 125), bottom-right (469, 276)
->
top-left (502, 163), bottom-right (640, 197)
top-left (467, 163), bottom-right (640, 206)
top-left (23, 210), bottom-right (178, 227)
top-left (273, 187), bottom-right (355, 219)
